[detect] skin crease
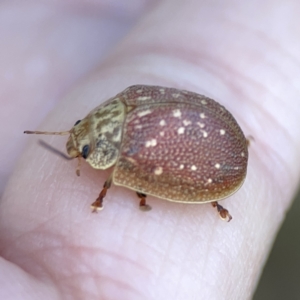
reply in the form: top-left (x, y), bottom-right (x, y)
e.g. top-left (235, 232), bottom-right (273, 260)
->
top-left (1, 0), bottom-right (300, 299)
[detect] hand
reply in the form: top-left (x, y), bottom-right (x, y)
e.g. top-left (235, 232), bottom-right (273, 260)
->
top-left (1, 1), bottom-right (299, 299)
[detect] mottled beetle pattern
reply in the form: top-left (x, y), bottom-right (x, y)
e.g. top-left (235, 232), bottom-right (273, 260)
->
top-left (24, 85), bottom-right (249, 221)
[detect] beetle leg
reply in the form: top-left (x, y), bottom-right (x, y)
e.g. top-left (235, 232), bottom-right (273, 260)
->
top-left (76, 156), bottom-right (81, 176)
top-left (91, 178), bottom-right (112, 212)
top-left (211, 201), bottom-right (232, 222)
top-left (136, 192), bottom-right (152, 211)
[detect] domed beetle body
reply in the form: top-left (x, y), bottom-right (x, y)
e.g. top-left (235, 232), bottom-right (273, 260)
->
top-left (24, 85), bottom-right (249, 221)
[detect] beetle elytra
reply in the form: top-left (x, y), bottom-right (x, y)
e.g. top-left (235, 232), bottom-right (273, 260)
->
top-left (24, 85), bottom-right (249, 221)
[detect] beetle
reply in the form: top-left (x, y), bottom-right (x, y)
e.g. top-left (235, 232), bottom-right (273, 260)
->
top-left (24, 85), bottom-right (249, 221)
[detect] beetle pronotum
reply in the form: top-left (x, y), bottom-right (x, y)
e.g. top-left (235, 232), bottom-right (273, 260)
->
top-left (24, 85), bottom-right (249, 221)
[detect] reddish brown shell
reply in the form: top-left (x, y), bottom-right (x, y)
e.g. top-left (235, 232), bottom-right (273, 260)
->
top-left (112, 85), bottom-right (248, 203)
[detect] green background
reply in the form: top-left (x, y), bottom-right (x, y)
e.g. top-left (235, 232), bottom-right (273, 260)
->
top-left (254, 190), bottom-right (300, 299)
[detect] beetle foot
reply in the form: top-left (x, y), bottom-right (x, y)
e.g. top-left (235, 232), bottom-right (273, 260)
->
top-left (137, 192), bottom-right (152, 211)
top-left (211, 201), bottom-right (232, 222)
top-left (139, 204), bottom-right (152, 211)
top-left (91, 186), bottom-right (108, 212)
top-left (91, 199), bottom-right (103, 212)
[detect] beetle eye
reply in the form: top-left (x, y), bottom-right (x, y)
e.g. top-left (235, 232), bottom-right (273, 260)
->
top-left (74, 120), bottom-right (81, 126)
top-left (82, 145), bottom-right (90, 159)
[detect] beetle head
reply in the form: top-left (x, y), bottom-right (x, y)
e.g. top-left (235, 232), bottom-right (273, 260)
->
top-left (24, 98), bottom-right (126, 175)
top-left (66, 118), bottom-right (91, 159)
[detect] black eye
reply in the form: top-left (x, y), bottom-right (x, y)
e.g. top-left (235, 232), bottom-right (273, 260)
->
top-left (82, 145), bottom-right (90, 159)
top-left (74, 120), bottom-right (81, 126)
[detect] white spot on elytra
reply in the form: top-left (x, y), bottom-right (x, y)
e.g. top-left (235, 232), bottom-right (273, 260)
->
top-left (177, 127), bottom-right (185, 134)
top-left (126, 157), bottom-right (137, 164)
top-left (191, 165), bottom-right (197, 171)
top-left (159, 131), bottom-right (165, 137)
top-left (136, 89), bottom-right (143, 93)
top-left (220, 129), bottom-right (226, 135)
top-left (215, 163), bottom-right (221, 169)
top-left (179, 164), bottom-right (184, 169)
top-left (201, 99), bottom-right (207, 105)
top-left (154, 166), bottom-right (163, 175)
top-left (135, 125), bottom-right (143, 129)
top-left (137, 96), bottom-right (151, 101)
top-left (173, 109), bottom-right (182, 118)
top-left (200, 113), bottom-right (206, 119)
top-left (172, 93), bottom-right (180, 98)
top-left (204, 178), bottom-right (213, 186)
top-left (160, 120), bottom-right (166, 126)
top-left (201, 130), bottom-right (208, 138)
top-left (159, 88), bottom-right (165, 94)
top-left (197, 122), bottom-right (205, 128)
top-left (183, 120), bottom-right (191, 126)
top-left (137, 109), bottom-right (152, 117)
top-left (241, 152), bottom-right (245, 157)
top-left (137, 96), bottom-right (152, 101)
top-left (145, 139), bottom-right (157, 147)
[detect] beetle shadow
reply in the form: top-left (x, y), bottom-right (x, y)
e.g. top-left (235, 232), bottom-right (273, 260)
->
top-left (38, 139), bottom-right (72, 160)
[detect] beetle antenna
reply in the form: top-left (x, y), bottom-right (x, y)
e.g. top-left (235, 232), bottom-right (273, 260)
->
top-left (24, 130), bottom-right (70, 135)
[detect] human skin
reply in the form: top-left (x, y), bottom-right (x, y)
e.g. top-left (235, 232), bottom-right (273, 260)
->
top-left (1, 1), bottom-right (300, 299)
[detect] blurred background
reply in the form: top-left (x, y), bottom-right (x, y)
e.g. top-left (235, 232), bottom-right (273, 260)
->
top-left (254, 190), bottom-right (300, 299)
